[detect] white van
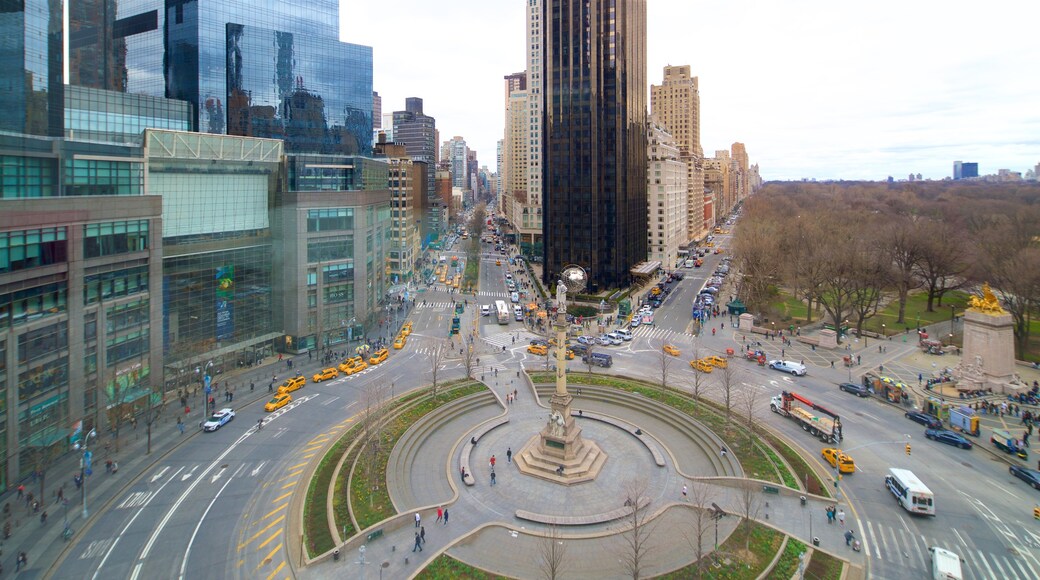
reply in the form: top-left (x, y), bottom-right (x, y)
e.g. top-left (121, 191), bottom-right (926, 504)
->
top-left (510, 292), bottom-right (520, 303)
top-left (480, 304), bottom-right (491, 317)
top-left (928, 547), bottom-right (963, 580)
top-left (616, 329), bottom-right (633, 341)
top-left (513, 305), bottom-right (523, 321)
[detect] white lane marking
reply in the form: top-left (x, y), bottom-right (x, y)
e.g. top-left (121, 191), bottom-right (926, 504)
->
top-left (130, 563), bottom-right (143, 580)
top-left (952, 527), bottom-right (969, 549)
top-left (989, 482), bottom-right (1023, 502)
top-left (177, 464), bottom-right (245, 580)
top-left (117, 491), bottom-right (153, 510)
top-left (974, 549), bottom-right (996, 580)
top-left (90, 466), bottom-right (185, 579)
top-left (210, 464), bottom-right (227, 484)
top-left (250, 461), bottom-right (267, 477)
top-left (320, 396), bottom-right (340, 406)
top-left (150, 466), bottom-right (169, 483)
top-left (79, 539), bottom-right (114, 560)
top-left (989, 554), bottom-right (1010, 579)
top-left (181, 465), bottom-right (198, 481)
top-left (271, 427), bottom-right (288, 439)
top-left (865, 519), bottom-right (881, 559)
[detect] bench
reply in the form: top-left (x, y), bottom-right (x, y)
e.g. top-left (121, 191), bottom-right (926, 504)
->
top-left (762, 485), bottom-right (780, 494)
top-left (571, 410), bottom-right (666, 467)
top-left (516, 496), bottom-right (651, 526)
top-left (366, 529), bottom-right (384, 542)
top-left (461, 416), bottom-right (509, 486)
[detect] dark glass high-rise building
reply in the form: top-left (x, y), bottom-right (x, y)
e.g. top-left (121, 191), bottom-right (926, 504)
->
top-left (542, 0), bottom-right (648, 291)
top-left (0, 0), bottom-right (65, 137)
top-left (67, 0), bottom-right (372, 154)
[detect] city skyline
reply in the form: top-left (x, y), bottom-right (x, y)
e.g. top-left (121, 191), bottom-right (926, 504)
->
top-left (344, 0), bottom-right (1039, 181)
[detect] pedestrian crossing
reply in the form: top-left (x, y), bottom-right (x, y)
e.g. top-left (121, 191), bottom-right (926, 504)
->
top-left (483, 330), bottom-right (539, 349)
top-left (415, 302), bottom-right (454, 310)
top-left (860, 517), bottom-right (1040, 580)
top-left (474, 291), bottom-right (509, 298)
top-left (631, 325), bottom-right (696, 342)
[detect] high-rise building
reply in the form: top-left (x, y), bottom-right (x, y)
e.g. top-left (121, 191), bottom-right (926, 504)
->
top-left (953, 161), bottom-right (963, 180)
top-left (374, 134), bottom-right (422, 284)
top-left (647, 123), bottom-right (688, 268)
top-left (962, 162), bottom-right (979, 179)
top-left (393, 98), bottom-right (440, 243)
top-left (373, 91), bottom-right (382, 129)
top-left (543, 0), bottom-right (648, 291)
top-left (446, 137), bottom-right (470, 190)
top-left (525, 0), bottom-right (545, 257)
top-left (0, 0), bottom-right (64, 137)
top-left (651, 65), bottom-right (705, 242)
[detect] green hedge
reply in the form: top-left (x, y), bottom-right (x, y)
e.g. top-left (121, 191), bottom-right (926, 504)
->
top-left (304, 429), bottom-right (358, 558)
top-left (417, 555), bottom-right (508, 579)
top-left (657, 520), bottom-right (783, 579)
top-left (805, 549), bottom-right (844, 579)
top-left (766, 538), bottom-right (807, 579)
top-left (761, 432), bottom-right (830, 498)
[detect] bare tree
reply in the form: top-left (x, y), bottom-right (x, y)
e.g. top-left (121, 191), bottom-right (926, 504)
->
top-left (738, 385), bottom-right (759, 446)
top-left (143, 383), bottom-right (166, 455)
top-left (717, 363), bottom-right (740, 420)
top-left (849, 241), bottom-right (890, 337)
top-left (462, 338), bottom-right (477, 379)
top-left (914, 219), bottom-right (969, 312)
top-left (584, 346), bottom-right (596, 374)
top-left (359, 383), bottom-right (389, 507)
top-left (657, 344), bottom-right (675, 389)
top-left (815, 238), bottom-right (859, 339)
top-left (883, 217), bottom-right (925, 324)
top-left (426, 338), bottom-right (451, 397)
top-left (681, 482), bottom-right (718, 578)
top-left (737, 480), bottom-right (761, 551)
top-left (538, 524), bottom-right (569, 580)
top-left (617, 478), bottom-right (655, 579)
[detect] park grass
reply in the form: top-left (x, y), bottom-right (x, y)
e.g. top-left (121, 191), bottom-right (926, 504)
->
top-left (658, 520), bottom-right (784, 580)
top-left (862, 290), bottom-right (970, 335)
top-left (766, 538), bottom-right (807, 579)
top-left (304, 428), bottom-right (358, 558)
top-left (416, 555), bottom-right (509, 579)
top-left (804, 549), bottom-right (844, 579)
top-left (761, 432), bottom-right (830, 498)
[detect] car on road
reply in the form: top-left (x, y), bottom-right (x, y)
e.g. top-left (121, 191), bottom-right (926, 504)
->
top-left (605, 332), bottom-right (623, 345)
top-left (277, 375), bottom-right (306, 394)
top-left (393, 336), bottom-right (406, 349)
top-left (838, 382), bottom-right (871, 397)
top-left (663, 344), bottom-right (680, 357)
top-left (530, 338), bottom-right (550, 347)
top-left (821, 448), bottom-right (856, 474)
top-left (1009, 465), bottom-right (1040, 490)
top-left (265, 393), bottom-right (292, 412)
top-left (481, 305), bottom-right (491, 316)
top-left (768, 360), bottom-right (807, 376)
top-left (616, 329), bottom-right (633, 341)
top-left (595, 335), bottom-right (612, 346)
top-left (528, 344), bottom-right (548, 356)
top-left (203, 408), bottom-right (235, 431)
top-left (630, 317), bottom-right (641, 328)
top-left (704, 355), bottom-right (727, 368)
top-left (368, 348), bottom-right (389, 365)
top-left (576, 336), bottom-right (594, 345)
top-left (924, 428), bottom-right (973, 449)
top-left (311, 368), bottom-right (339, 383)
top-left (342, 360), bottom-right (368, 375)
top-left (570, 343), bottom-right (590, 356)
top-left (700, 287), bottom-right (719, 295)
top-left (905, 411), bottom-right (942, 429)
top-left (690, 359), bottom-right (714, 373)
top-left (339, 356), bottom-right (363, 372)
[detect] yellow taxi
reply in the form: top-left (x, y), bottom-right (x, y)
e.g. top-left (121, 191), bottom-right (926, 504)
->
top-left (690, 359), bottom-right (714, 373)
top-left (400, 323), bottom-right (412, 337)
top-left (821, 448), bottom-right (856, 474)
top-left (342, 360), bottom-right (368, 375)
top-left (277, 375), bottom-right (306, 394)
top-left (528, 344), bottom-right (548, 356)
top-left (548, 337), bottom-right (571, 347)
top-left (311, 368), bottom-right (339, 383)
top-left (496, 259), bottom-right (502, 266)
top-left (705, 355), bottom-right (728, 369)
top-left (264, 392), bottom-right (292, 412)
top-left (564, 349), bottom-right (576, 360)
top-left (369, 348), bottom-right (389, 365)
top-left (714, 247), bottom-right (723, 254)
top-left (663, 344), bottom-right (680, 357)
top-left (393, 336), bottom-right (406, 349)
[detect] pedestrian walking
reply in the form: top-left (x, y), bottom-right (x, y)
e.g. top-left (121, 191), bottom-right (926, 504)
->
top-left (845, 529), bottom-right (854, 546)
top-left (17, 484), bottom-right (24, 499)
top-left (415, 512), bottom-right (421, 528)
top-left (720, 446), bottom-right (728, 458)
top-left (837, 509), bottom-right (845, 526)
top-left (436, 507), bottom-right (443, 523)
top-left (413, 531), bottom-right (423, 552)
top-left (443, 508), bottom-right (449, 525)
top-left (420, 525), bottom-right (426, 544)
top-left (490, 471), bottom-right (497, 486)
top-left (490, 455), bottom-right (496, 468)
top-left (177, 417), bottom-right (185, 435)
top-left (507, 447), bottom-right (512, 463)
top-left (682, 484), bottom-right (688, 501)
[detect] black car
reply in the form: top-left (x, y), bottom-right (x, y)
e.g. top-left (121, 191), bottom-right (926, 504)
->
top-left (1009, 465), bottom-right (1040, 490)
top-left (924, 428), bottom-right (973, 449)
top-left (569, 343), bottom-right (590, 356)
top-left (838, 382), bottom-right (870, 397)
top-left (529, 338), bottom-right (549, 347)
top-left (905, 411), bottom-right (943, 429)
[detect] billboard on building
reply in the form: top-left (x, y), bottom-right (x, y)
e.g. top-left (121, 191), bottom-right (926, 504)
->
top-left (216, 266), bottom-right (235, 340)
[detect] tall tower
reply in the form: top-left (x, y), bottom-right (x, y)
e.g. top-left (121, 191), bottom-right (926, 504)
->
top-left (525, 0), bottom-right (545, 253)
top-left (543, 0), bottom-right (648, 291)
top-left (651, 65), bottom-right (705, 242)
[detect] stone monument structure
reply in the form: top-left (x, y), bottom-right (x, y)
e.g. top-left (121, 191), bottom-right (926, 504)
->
top-left (954, 283), bottom-right (1026, 394)
top-left (515, 266), bottom-right (606, 484)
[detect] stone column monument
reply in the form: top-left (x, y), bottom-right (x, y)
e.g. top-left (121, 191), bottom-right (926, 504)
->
top-left (515, 267), bottom-right (606, 484)
top-left (954, 283), bottom-right (1026, 394)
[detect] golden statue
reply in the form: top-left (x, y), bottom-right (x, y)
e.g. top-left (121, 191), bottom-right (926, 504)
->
top-left (967, 283), bottom-right (1006, 315)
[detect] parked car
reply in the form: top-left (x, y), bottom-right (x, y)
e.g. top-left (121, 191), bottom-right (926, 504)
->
top-left (839, 382), bottom-right (871, 397)
top-left (1009, 465), bottom-right (1040, 490)
top-left (576, 335), bottom-right (595, 346)
top-left (530, 338), bottom-right (550, 347)
top-left (905, 411), bottom-right (943, 429)
top-left (595, 335), bottom-right (612, 346)
top-left (924, 428), bottom-right (973, 449)
top-left (690, 359), bottom-right (714, 373)
top-left (768, 360), bottom-right (807, 376)
top-left (605, 332), bottom-right (623, 346)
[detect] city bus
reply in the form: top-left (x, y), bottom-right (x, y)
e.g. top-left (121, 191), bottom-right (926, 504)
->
top-left (885, 468), bottom-right (935, 516)
top-left (494, 300), bottom-right (510, 325)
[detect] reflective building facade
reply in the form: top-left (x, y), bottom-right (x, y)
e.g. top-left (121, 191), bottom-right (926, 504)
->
top-left (0, 0), bottom-right (65, 137)
top-left (542, 0), bottom-right (648, 291)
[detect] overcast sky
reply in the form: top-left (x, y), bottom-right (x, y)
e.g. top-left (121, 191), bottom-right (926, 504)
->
top-left (343, 0), bottom-right (1040, 181)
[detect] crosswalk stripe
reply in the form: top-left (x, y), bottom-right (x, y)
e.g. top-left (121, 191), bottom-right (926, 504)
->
top-left (975, 549), bottom-right (996, 579)
top-left (904, 529), bottom-right (925, 569)
top-left (866, 520), bottom-right (881, 559)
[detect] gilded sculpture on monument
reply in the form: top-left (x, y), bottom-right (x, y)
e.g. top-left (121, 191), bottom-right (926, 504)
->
top-left (967, 283), bottom-right (1006, 315)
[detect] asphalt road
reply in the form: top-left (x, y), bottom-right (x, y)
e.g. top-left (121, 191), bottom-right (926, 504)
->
top-left (55, 231), bottom-right (1040, 580)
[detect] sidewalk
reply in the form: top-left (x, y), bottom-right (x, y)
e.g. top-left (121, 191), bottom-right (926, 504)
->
top-left (7, 353), bottom-right (325, 578)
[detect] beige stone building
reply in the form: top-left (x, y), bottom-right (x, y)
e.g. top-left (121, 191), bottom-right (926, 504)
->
top-left (650, 65), bottom-right (706, 242)
top-left (373, 134), bottom-right (422, 283)
top-left (647, 122), bottom-right (688, 268)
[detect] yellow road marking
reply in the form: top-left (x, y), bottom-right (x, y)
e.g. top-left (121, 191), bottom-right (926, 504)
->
top-left (263, 503), bottom-right (288, 520)
top-left (257, 528), bottom-right (282, 551)
top-left (307, 435), bottom-right (329, 445)
top-left (288, 462), bottom-right (307, 471)
top-left (238, 515), bottom-right (285, 549)
top-left (265, 560), bottom-right (286, 579)
top-left (258, 544), bottom-right (282, 570)
top-left (277, 470), bottom-right (303, 483)
top-left (301, 446), bottom-right (322, 454)
top-left (302, 453), bottom-right (315, 459)
top-left (272, 490), bottom-right (293, 504)
top-left (281, 480), bottom-right (297, 489)
top-left (236, 559), bottom-right (244, 568)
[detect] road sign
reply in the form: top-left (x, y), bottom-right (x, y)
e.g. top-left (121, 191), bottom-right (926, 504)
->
top-left (84, 451), bottom-right (93, 469)
top-left (85, 468), bottom-right (92, 476)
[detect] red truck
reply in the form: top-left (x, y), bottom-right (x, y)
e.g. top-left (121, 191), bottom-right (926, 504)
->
top-left (770, 391), bottom-right (843, 443)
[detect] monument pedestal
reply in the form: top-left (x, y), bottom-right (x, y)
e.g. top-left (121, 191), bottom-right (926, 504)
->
top-left (955, 309), bottom-right (1026, 394)
top-left (515, 389), bottom-right (606, 485)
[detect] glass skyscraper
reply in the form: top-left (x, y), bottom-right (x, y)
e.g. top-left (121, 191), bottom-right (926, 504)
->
top-left (542, 0), bottom-right (648, 291)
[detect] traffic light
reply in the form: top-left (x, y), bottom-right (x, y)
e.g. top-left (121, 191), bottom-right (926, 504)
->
top-left (905, 443), bottom-right (912, 456)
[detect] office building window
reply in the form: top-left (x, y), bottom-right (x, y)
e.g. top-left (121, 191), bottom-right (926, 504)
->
top-left (84, 220), bottom-right (149, 258)
top-left (0, 228), bottom-right (67, 274)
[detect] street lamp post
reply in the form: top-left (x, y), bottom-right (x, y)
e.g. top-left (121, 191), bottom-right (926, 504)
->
top-left (75, 429), bottom-right (96, 519)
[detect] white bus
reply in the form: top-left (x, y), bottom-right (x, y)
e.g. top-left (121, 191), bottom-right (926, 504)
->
top-left (885, 468), bottom-right (935, 516)
top-left (495, 300), bottom-right (510, 325)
